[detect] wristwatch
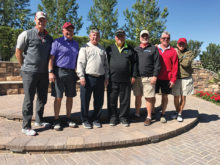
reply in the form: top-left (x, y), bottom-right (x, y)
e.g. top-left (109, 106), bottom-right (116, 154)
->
top-left (48, 69), bottom-right (53, 73)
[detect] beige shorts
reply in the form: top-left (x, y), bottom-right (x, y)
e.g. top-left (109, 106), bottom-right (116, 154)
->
top-left (172, 77), bottom-right (194, 96)
top-left (132, 77), bottom-right (155, 98)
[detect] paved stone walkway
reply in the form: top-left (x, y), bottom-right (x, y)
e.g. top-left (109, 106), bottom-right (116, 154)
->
top-left (0, 92), bottom-right (198, 153)
top-left (0, 93), bottom-right (219, 164)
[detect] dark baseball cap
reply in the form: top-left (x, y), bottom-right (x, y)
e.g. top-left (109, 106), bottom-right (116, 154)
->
top-left (115, 28), bottom-right (125, 36)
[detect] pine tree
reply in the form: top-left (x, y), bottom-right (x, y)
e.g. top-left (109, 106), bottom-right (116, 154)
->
top-left (38, 0), bottom-right (83, 35)
top-left (87, 0), bottom-right (118, 39)
top-left (0, 0), bottom-right (32, 29)
top-left (123, 0), bottom-right (168, 44)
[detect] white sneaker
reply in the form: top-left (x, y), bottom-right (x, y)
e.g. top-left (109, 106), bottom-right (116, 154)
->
top-left (177, 115), bottom-right (183, 122)
top-left (93, 120), bottom-right (102, 128)
top-left (34, 122), bottom-right (51, 127)
top-left (22, 128), bottom-right (37, 136)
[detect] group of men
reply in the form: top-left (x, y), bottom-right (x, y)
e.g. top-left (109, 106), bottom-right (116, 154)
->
top-left (15, 11), bottom-right (195, 136)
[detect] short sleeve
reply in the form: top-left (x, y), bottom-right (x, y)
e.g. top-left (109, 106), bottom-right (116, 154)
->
top-left (16, 31), bottom-right (28, 51)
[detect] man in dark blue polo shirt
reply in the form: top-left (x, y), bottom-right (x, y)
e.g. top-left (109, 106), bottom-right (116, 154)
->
top-left (48, 22), bottom-right (79, 131)
top-left (15, 11), bottom-right (53, 136)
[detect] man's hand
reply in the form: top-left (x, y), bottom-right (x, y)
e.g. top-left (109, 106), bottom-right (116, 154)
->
top-left (49, 73), bottom-right (56, 82)
top-left (150, 76), bottom-right (157, 85)
top-left (169, 81), bottom-right (175, 88)
top-left (80, 78), bottom-right (86, 86)
top-left (105, 79), bottom-right (109, 87)
top-left (131, 77), bottom-right (136, 85)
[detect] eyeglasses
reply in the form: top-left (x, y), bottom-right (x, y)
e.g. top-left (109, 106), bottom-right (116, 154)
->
top-left (161, 37), bottom-right (170, 40)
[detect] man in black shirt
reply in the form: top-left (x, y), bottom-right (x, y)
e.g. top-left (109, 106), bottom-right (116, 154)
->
top-left (106, 29), bottom-right (137, 127)
top-left (132, 30), bottom-right (161, 126)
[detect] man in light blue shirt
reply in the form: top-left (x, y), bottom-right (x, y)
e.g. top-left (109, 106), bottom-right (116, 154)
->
top-left (48, 22), bottom-right (79, 131)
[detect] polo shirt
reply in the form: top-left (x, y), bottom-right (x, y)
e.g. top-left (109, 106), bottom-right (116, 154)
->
top-left (16, 27), bottom-right (53, 73)
top-left (50, 36), bottom-right (79, 70)
top-left (135, 43), bottom-right (161, 77)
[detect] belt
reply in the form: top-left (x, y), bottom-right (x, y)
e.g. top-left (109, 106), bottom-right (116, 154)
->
top-left (54, 66), bottom-right (75, 72)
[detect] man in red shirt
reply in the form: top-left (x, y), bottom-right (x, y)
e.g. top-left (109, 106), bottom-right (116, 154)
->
top-left (155, 31), bottom-right (178, 123)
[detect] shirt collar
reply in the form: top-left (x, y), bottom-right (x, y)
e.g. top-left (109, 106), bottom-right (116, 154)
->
top-left (63, 36), bottom-right (73, 41)
top-left (33, 27), bottom-right (48, 35)
top-left (158, 44), bottom-right (170, 53)
top-left (115, 42), bottom-right (128, 53)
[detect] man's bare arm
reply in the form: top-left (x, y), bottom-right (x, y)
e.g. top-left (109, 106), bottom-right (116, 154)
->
top-left (15, 48), bottom-right (23, 66)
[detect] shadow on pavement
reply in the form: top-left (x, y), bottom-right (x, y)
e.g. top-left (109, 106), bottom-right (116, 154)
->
top-left (198, 113), bottom-right (220, 123)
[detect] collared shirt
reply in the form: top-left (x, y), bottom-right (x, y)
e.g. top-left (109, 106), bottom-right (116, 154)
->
top-left (77, 42), bottom-right (109, 80)
top-left (158, 44), bottom-right (171, 53)
top-left (115, 42), bottom-right (128, 53)
top-left (50, 36), bottom-right (79, 69)
top-left (16, 27), bottom-right (53, 73)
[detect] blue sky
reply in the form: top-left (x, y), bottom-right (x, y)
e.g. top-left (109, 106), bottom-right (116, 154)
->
top-left (30, 0), bottom-right (220, 52)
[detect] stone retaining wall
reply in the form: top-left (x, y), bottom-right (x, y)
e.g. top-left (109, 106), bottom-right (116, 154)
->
top-left (0, 61), bottom-right (219, 95)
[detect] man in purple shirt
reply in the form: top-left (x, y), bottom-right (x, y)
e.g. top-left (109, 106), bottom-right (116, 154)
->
top-left (48, 22), bottom-right (79, 131)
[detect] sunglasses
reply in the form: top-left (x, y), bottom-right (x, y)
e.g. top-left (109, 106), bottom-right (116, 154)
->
top-left (161, 37), bottom-right (170, 40)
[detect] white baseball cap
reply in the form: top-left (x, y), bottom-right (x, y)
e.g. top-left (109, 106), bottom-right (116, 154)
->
top-left (140, 30), bottom-right (149, 37)
top-left (35, 11), bottom-right (47, 19)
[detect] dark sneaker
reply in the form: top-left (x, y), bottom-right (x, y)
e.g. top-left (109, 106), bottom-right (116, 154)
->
top-left (93, 120), bottom-right (102, 128)
top-left (82, 121), bottom-right (92, 129)
top-left (120, 119), bottom-right (129, 127)
top-left (177, 115), bottom-right (183, 122)
top-left (170, 112), bottom-right (178, 120)
top-left (22, 128), bottom-right (37, 136)
top-left (54, 119), bottom-right (61, 131)
top-left (109, 118), bottom-right (117, 126)
top-left (144, 118), bottom-right (151, 126)
top-left (67, 118), bottom-right (77, 128)
top-left (160, 114), bottom-right (167, 123)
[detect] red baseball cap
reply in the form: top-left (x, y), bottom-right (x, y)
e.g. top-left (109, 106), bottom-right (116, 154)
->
top-left (177, 38), bottom-right (187, 44)
top-left (62, 22), bottom-right (74, 29)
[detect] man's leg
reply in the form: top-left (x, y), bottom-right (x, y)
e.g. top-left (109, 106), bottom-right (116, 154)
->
top-left (145, 97), bottom-right (155, 119)
top-left (92, 76), bottom-right (104, 122)
top-left (174, 96), bottom-right (180, 113)
top-left (35, 73), bottom-right (49, 124)
top-left (135, 96), bottom-right (142, 116)
top-left (66, 97), bottom-right (73, 118)
top-left (179, 96), bottom-right (186, 115)
top-left (54, 98), bottom-right (62, 120)
top-left (109, 82), bottom-right (120, 125)
top-left (119, 82), bottom-right (131, 124)
top-left (161, 94), bottom-right (168, 115)
top-left (21, 71), bottom-right (37, 129)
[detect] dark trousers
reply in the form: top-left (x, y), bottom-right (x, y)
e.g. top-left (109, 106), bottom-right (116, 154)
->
top-left (80, 74), bottom-right (105, 122)
top-left (21, 71), bottom-right (49, 129)
top-left (107, 81), bottom-right (131, 121)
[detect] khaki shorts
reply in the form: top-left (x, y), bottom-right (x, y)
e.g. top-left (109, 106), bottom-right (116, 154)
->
top-left (132, 77), bottom-right (155, 98)
top-left (172, 77), bottom-right (194, 96)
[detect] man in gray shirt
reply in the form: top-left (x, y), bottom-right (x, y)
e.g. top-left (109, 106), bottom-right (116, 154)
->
top-left (15, 11), bottom-right (53, 136)
top-left (77, 28), bottom-right (109, 129)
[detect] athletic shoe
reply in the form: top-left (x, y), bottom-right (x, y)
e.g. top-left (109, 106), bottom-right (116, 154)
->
top-left (160, 114), bottom-right (167, 123)
top-left (109, 118), bottom-right (117, 126)
top-left (177, 115), bottom-right (183, 122)
top-left (82, 121), bottom-right (92, 129)
top-left (144, 118), bottom-right (151, 126)
top-left (120, 119), bottom-right (129, 127)
top-left (67, 118), bottom-right (77, 128)
top-left (22, 128), bottom-right (37, 136)
top-left (93, 120), bottom-right (102, 128)
top-left (53, 119), bottom-right (61, 131)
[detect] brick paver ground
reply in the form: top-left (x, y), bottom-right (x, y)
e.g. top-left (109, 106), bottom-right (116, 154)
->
top-left (0, 93), bottom-right (219, 164)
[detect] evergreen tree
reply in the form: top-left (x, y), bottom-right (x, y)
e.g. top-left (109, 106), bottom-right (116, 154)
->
top-left (200, 43), bottom-right (220, 73)
top-left (38, 0), bottom-right (83, 35)
top-left (0, 0), bottom-right (32, 29)
top-left (87, 0), bottom-right (118, 39)
top-left (123, 0), bottom-right (168, 44)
